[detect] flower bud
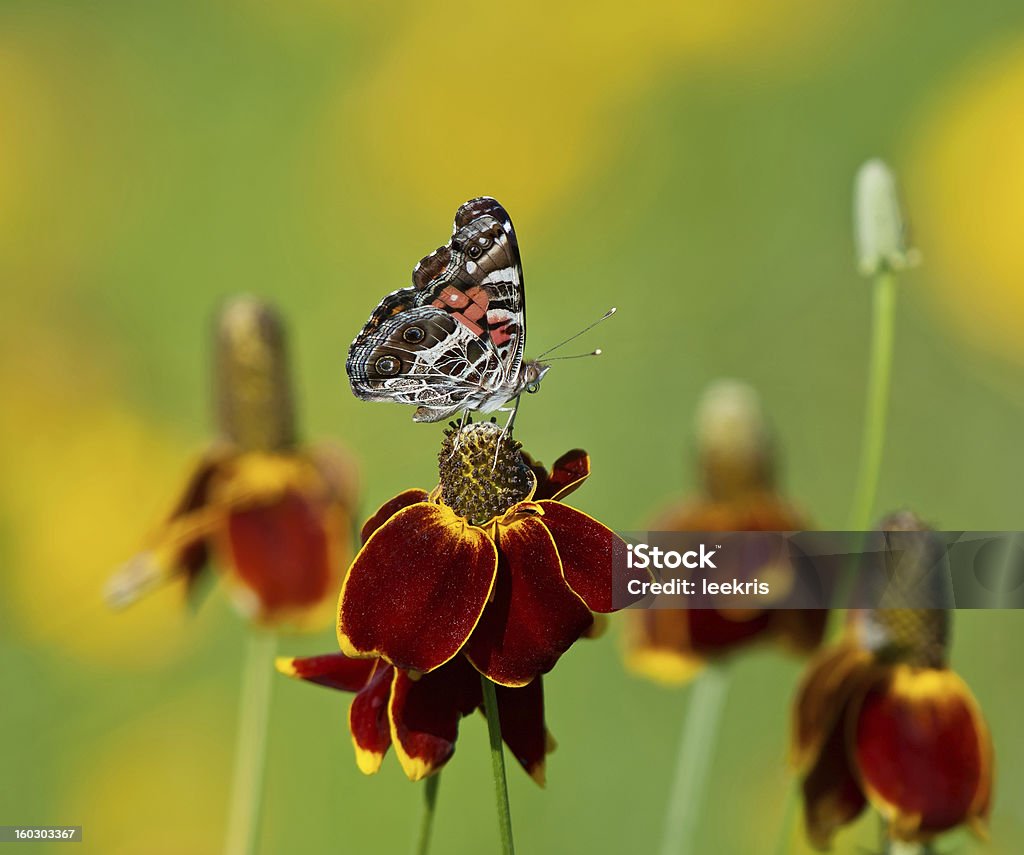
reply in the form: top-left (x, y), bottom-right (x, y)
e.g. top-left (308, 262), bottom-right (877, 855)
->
top-left (854, 158), bottom-right (920, 276)
top-left (215, 296), bottom-right (296, 452)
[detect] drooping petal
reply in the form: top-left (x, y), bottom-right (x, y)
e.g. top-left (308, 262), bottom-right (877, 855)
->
top-left (349, 661), bottom-right (395, 775)
top-left (792, 642), bottom-right (875, 770)
top-left (465, 516), bottom-right (593, 687)
top-left (852, 666), bottom-right (993, 841)
top-left (527, 449), bottom-right (591, 501)
top-left (338, 503), bottom-right (498, 673)
top-left (622, 610), bottom-right (706, 686)
top-left (493, 677), bottom-right (553, 785)
top-left (388, 656), bottom-right (482, 781)
top-left (538, 501), bottom-right (640, 613)
top-left (275, 652), bottom-right (377, 692)
top-left (359, 489), bottom-right (430, 545)
top-left (105, 451), bottom-right (229, 609)
top-left (167, 449), bottom-right (231, 593)
top-left (801, 702), bottom-right (868, 850)
top-left (222, 488), bottom-right (334, 622)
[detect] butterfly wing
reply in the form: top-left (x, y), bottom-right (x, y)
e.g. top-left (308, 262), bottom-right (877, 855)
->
top-left (346, 197), bottom-right (528, 421)
top-left (345, 306), bottom-right (496, 422)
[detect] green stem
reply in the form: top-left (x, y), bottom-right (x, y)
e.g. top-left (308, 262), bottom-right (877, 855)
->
top-left (830, 269), bottom-right (901, 614)
top-left (657, 666), bottom-right (731, 855)
top-left (847, 270), bottom-right (899, 532)
top-left (770, 785), bottom-right (799, 855)
top-left (224, 631), bottom-right (277, 855)
top-left (480, 676), bottom-right (515, 855)
top-left (414, 774), bottom-right (441, 855)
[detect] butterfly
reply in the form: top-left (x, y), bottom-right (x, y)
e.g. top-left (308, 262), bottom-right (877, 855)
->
top-left (346, 197), bottom-right (549, 424)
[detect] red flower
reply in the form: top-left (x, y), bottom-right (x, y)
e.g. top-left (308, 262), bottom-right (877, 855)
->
top-left (624, 381), bottom-right (826, 684)
top-left (337, 423), bottom-right (640, 688)
top-left (792, 517), bottom-right (993, 847)
top-left (279, 421), bottom-right (642, 781)
top-left (107, 298), bottom-right (357, 628)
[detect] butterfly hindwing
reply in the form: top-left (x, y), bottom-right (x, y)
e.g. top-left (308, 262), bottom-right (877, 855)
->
top-left (346, 197), bottom-right (529, 421)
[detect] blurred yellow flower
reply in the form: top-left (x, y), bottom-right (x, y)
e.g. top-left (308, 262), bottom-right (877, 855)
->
top-left (909, 39), bottom-right (1024, 367)
top-left (0, 323), bottom-right (212, 668)
top-left (314, 0), bottom-right (845, 229)
top-left (61, 687), bottom-right (228, 855)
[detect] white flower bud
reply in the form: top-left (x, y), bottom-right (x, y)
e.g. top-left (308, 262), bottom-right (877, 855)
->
top-left (854, 158), bottom-right (920, 276)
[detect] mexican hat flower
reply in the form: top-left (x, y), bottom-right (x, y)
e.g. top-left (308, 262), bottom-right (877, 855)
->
top-left (106, 297), bottom-right (357, 628)
top-left (792, 512), bottom-right (993, 848)
top-left (278, 419), bottom-right (643, 781)
top-left (625, 380), bottom-right (827, 684)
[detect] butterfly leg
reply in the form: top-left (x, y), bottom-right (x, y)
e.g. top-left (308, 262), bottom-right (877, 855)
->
top-left (447, 407), bottom-right (473, 460)
top-left (492, 396), bottom-right (522, 470)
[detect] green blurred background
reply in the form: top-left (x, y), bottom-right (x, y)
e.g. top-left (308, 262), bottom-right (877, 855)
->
top-left (2, 1), bottom-right (1023, 852)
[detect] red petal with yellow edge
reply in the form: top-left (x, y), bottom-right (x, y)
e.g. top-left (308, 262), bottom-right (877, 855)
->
top-left (338, 503), bottom-right (498, 673)
top-left (389, 657), bottom-right (482, 781)
top-left (852, 667), bottom-right (993, 841)
top-left (275, 652), bottom-right (376, 692)
top-left (532, 450), bottom-right (590, 501)
top-left (349, 661), bottom-right (395, 775)
top-left (225, 489), bottom-right (333, 619)
top-left (359, 489), bottom-right (429, 545)
top-left (538, 501), bottom-right (638, 613)
top-left (801, 703), bottom-right (867, 850)
top-left (493, 677), bottom-right (551, 785)
top-left (792, 642), bottom-right (875, 770)
top-left (464, 516), bottom-right (593, 687)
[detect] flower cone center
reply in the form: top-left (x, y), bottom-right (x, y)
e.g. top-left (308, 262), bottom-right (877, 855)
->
top-left (438, 422), bottom-right (533, 526)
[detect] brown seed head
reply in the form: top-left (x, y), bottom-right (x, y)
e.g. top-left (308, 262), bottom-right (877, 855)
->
top-left (438, 421), bottom-right (533, 526)
top-left (215, 296), bottom-right (296, 452)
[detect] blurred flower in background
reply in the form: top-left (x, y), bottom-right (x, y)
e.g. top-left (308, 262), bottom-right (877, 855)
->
top-left (792, 513), bottom-right (993, 849)
top-left (625, 380), bottom-right (827, 685)
top-left (107, 297), bottom-right (357, 629)
top-left (280, 420), bottom-right (640, 782)
top-left (911, 38), bottom-right (1024, 370)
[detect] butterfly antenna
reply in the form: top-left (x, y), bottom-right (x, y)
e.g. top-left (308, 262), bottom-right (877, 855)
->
top-left (544, 349), bottom-right (603, 361)
top-left (536, 307), bottom-right (616, 360)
